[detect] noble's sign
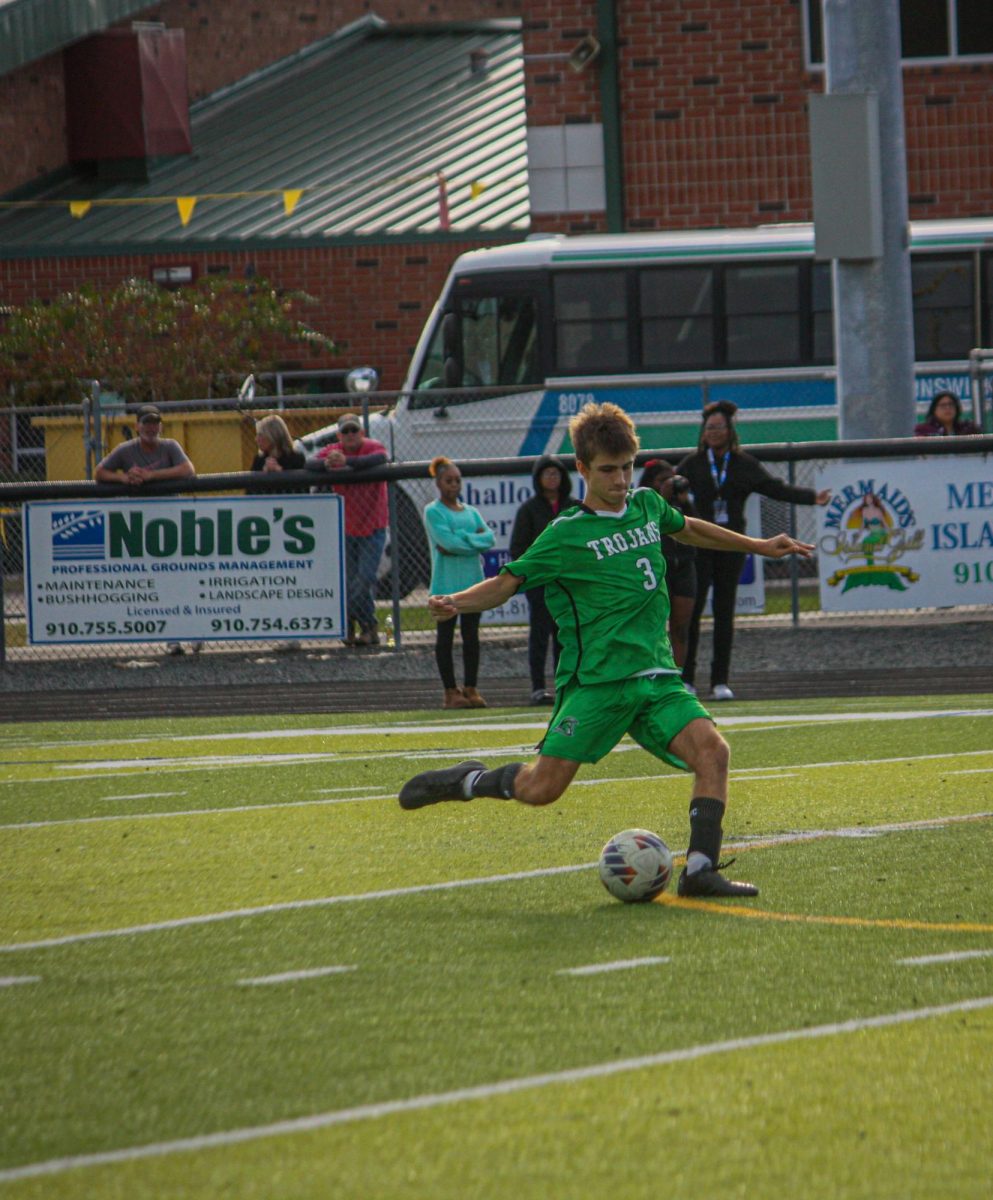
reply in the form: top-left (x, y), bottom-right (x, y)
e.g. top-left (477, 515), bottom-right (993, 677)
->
top-left (24, 495), bottom-right (346, 644)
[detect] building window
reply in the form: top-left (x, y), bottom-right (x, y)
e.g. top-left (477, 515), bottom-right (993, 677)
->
top-left (527, 125), bottom-right (607, 214)
top-left (805, 0), bottom-right (993, 65)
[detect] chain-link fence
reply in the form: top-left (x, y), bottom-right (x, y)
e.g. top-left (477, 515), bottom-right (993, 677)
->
top-left (1, 386), bottom-right (990, 665)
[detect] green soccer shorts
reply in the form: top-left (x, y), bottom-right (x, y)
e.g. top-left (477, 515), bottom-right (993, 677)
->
top-left (538, 672), bottom-right (712, 770)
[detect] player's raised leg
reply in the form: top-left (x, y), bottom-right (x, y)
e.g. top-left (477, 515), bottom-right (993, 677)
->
top-left (399, 755), bottom-right (579, 810)
top-left (667, 717), bottom-right (758, 897)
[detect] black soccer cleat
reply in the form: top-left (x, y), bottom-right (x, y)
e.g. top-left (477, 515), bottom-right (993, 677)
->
top-left (399, 760), bottom-right (486, 810)
top-left (677, 858), bottom-right (758, 898)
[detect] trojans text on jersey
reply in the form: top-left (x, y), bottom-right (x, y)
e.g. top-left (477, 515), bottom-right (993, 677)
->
top-left (585, 521), bottom-right (662, 561)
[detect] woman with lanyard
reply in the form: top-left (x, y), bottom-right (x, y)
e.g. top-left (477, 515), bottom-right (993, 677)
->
top-left (676, 400), bottom-right (830, 701)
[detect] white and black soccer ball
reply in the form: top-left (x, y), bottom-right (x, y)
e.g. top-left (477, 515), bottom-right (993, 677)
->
top-left (598, 828), bottom-right (673, 903)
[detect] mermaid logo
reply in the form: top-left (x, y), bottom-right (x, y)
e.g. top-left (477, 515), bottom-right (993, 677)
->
top-left (820, 483), bottom-right (925, 594)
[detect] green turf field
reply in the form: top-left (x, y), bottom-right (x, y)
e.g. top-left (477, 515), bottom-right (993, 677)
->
top-left (1, 693), bottom-right (992, 1198)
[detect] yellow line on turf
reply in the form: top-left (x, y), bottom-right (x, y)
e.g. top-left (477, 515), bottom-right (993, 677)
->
top-left (656, 895), bottom-right (993, 933)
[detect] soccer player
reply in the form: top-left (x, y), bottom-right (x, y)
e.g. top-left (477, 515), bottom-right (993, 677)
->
top-left (399, 403), bottom-right (815, 897)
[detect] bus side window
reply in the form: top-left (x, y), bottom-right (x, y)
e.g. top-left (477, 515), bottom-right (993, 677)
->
top-left (640, 267), bottom-right (714, 369)
top-left (725, 264), bottom-right (801, 366)
top-left (554, 271), bottom-right (628, 373)
top-left (911, 255), bottom-right (974, 360)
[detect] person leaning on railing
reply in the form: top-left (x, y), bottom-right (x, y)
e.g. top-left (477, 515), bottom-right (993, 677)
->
top-left (94, 404), bottom-right (194, 488)
top-left (94, 404), bottom-right (198, 656)
top-left (306, 414), bottom-right (389, 647)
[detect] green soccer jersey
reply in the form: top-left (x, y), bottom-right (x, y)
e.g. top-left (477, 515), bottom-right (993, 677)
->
top-left (503, 487), bottom-right (686, 686)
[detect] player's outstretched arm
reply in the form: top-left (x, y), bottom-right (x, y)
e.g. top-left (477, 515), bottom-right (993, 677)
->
top-left (674, 516), bottom-right (813, 559)
top-left (427, 571), bottom-right (521, 619)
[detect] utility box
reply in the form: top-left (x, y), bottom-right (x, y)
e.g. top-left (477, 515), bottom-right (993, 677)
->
top-left (809, 92), bottom-right (883, 261)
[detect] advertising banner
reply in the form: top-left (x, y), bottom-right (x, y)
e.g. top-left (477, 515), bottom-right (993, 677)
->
top-left (815, 456), bottom-right (993, 611)
top-left (24, 495), bottom-right (345, 644)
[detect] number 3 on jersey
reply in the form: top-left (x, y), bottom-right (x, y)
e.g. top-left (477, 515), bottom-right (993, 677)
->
top-left (636, 556), bottom-right (658, 591)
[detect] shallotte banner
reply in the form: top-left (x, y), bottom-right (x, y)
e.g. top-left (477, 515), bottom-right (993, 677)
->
top-left (814, 456), bottom-right (993, 611)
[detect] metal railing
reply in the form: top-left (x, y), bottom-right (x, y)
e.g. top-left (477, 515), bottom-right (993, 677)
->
top-left (0, 432), bottom-right (990, 666)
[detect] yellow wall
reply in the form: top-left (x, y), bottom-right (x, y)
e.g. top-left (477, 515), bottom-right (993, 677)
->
top-left (32, 408), bottom-right (352, 481)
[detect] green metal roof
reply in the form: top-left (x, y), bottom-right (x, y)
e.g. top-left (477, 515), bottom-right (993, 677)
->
top-left (0, 0), bottom-right (157, 75)
top-left (0, 17), bottom-right (529, 255)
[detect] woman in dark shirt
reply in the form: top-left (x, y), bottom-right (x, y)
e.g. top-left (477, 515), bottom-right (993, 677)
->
top-left (248, 414), bottom-right (306, 491)
top-left (676, 400), bottom-right (830, 701)
top-left (913, 391), bottom-right (981, 437)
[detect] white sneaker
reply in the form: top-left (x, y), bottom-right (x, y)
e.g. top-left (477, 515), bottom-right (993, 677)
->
top-left (683, 682), bottom-right (697, 695)
top-left (711, 683), bottom-right (735, 701)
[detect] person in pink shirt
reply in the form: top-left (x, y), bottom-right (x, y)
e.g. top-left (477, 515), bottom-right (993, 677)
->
top-left (308, 414), bottom-right (388, 646)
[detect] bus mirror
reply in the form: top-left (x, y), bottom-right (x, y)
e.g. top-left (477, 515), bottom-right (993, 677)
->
top-left (443, 356), bottom-right (462, 388)
top-left (345, 366), bottom-right (380, 394)
top-left (442, 312), bottom-right (459, 360)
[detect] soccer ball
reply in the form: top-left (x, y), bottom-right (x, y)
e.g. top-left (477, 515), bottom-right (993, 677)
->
top-left (598, 828), bottom-right (673, 903)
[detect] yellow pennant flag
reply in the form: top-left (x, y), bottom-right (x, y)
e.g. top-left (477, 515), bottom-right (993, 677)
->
top-left (283, 189), bottom-right (303, 216)
top-left (470, 180), bottom-right (487, 201)
top-left (69, 201), bottom-right (92, 219)
top-left (176, 197), bottom-right (197, 227)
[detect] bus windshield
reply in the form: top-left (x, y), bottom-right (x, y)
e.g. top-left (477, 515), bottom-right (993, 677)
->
top-left (412, 287), bottom-right (540, 404)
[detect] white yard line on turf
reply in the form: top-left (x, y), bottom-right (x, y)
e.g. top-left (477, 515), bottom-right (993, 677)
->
top-left (2, 812), bottom-right (989, 955)
top-left (3, 749), bottom-right (991, 830)
top-left (0, 794), bottom-right (400, 830)
top-left (33, 706), bottom-right (993, 750)
top-left (5, 733), bottom-right (993, 786)
top-left (558, 957), bottom-right (671, 976)
top-left (2, 994), bottom-right (992, 1183)
top-left (897, 948), bottom-right (993, 966)
top-left (237, 965), bottom-right (356, 986)
top-left (0, 975), bottom-right (40, 988)
top-left (101, 792), bottom-right (186, 802)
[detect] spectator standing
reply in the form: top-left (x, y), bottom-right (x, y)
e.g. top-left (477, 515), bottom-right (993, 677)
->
top-left (509, 455), bottom-right (579, 704)
top-left (639, 459), bottom-right (697, 671)
top-left (677, 400), bottom-right (830, 702)
top-left (308, 415), bottom-right (388, 647)
top-left (249, 414), bottom-right (306, 481)
top-left (424, 456), bottom-right (495, 709)
top-left (914, 390), bottom-right (980, 437)
top-left (95, 404), bottom-right (197, 657)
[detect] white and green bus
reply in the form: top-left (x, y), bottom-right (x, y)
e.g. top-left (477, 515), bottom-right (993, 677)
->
top-left (304, 217), bottom-right (993, 596)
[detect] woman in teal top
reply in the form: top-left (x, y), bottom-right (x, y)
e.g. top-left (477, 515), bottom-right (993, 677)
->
top-left (424, 456), bottom-right (496, 709)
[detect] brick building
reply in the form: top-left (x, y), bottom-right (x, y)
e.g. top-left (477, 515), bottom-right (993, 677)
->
top-left (1, 0), bottom-right (992, 389)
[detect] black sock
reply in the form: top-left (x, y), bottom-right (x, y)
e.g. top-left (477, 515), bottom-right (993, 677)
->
top-left (470, 763), bottom-right (524, 799)
top-left (687, 796), bottom-right (725, 868)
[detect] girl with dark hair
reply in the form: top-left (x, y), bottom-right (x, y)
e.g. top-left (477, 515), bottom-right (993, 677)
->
top-left (509, 455), bottom-right (579, 703)
top-left (914, 391), bottom-right (980, 437)
top-left (676, 401), bottom-right (830, 701)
